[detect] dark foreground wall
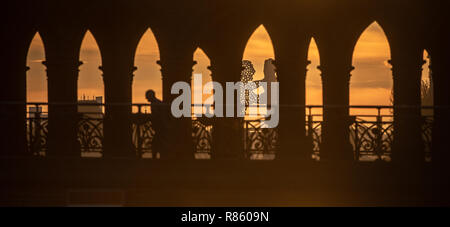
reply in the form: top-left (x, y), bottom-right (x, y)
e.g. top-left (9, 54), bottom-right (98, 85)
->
top-left (1, 159), bottom-right (449, 206)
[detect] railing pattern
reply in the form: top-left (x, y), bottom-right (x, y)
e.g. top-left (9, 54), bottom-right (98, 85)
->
top-left (192, 120), bottom-right (213, 159)
top-left (244, 120), bottom-right (278, 160)
top-left (27, 115), bottom-right (48, 157)
top-left (422, 116), bottom-right (433, 162)
top-left (25, 104), bottom-right (434, 162)
top-left (306, 115), bottom-right (323, 161)
top-left (132, 114), bottom-right (155, 158)
top-left (350, 117), bottom-right (394, 161)
top-left (78, 117), bottom-right (103, 155)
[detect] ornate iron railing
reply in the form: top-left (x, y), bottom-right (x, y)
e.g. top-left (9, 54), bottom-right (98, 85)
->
top-left (244, 119), bottom-right (278, 160)
top-left (422, 116), bottom-right (433, 162)
top-left (192, 119), bottom-right (213, 159)
top-left (350, 116), bottom-right (394, 161)
top-left (306, 106), bottom-right (434, 162)
top-left (131, 114), bottom-right (155, 158)
top-left (27, 113), bottom-right (48, 157)
top-left (25, 103), bottom-right (434, 161)
top-left (78, 117), bottom-right (103, 156)
top-left (306, 114), bottom-right (323, 161)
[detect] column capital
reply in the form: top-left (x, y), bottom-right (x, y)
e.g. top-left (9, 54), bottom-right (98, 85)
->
top-left (273, 59), bottom-right (310, 82)
top-left (305, 60), bottom-right (312, 72)
top-left (317, 65), bottom-right (355, 73)
top-left (98, 65), bottom-right (137, 73)
top-left (156, 59), bottom-right (196, 68)
top-left (273, 59), bottom-right (311, 69)
top-left (317, 64), bottom-right (355, 81)
top-left (157, 58), bottom-right (196, 82)
top-left (42, 60), bottom-right (83, 69)
top-left (42, 60), bottom-right (83, 81)
top-left (99, 65), bottom-right (138, 87)
top-left (388, 59), bottom-right (426, 70)
top-left (207, 65), bottom-right (214, 72)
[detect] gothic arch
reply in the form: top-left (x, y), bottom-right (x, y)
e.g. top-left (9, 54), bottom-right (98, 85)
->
top-left (133, 28), bottom-right (162, 106)
top-left (242, 25), bottom-right (276, 63)
top-left (192, 47), bottom-right (213, 111)
top-left (354, 21), bottom-right (394, 61)
top-left (242, 25), bottom-right (276, 81)
top-left (78, 30), bottom-right (104, 100)
top-left (351, 21), bottom-right (392, 106)
top-left (306, 37), bottom-right (322, 106)
top-left (26, 32), bottom-right (47, 103)
top-left (421, 49), bottom-right (433, 109)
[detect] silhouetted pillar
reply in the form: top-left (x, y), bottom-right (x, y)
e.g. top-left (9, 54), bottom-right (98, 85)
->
top-left (428, 43), bottom-right (450, 203)
top-left (91, 12), bottom-right (148, 158)
top-left (0, 61), bottom-right (28, 156)
top-left (275, 58), bottom-right (310, 160)
top-left (0, 0), bottom-right (35, 157)
top-left (209, 57), bottom-right (244, 159)
top-left (101, 63), bottom-right (135, 158)
top-left (429, 52), bottom-right (449, 166)
top-left (44, 58), bottom-right (82, 157)
top-left (390, 49), bottom-right (424, 165)
top-left (319, 63), bottom-right (354, 161)
top-left (158, 54), bottom-right (195, 159)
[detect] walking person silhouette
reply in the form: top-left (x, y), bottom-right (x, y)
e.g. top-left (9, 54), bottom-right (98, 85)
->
top-left (146, 90), bottom-right (171, 159)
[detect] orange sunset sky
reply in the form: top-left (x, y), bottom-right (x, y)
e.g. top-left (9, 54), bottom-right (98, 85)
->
top-left (25, 22), bottom-right (431, 107)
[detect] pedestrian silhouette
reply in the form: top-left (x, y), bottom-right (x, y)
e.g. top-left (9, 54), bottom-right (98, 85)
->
top-left (146, 90), bottom-right (171, 158)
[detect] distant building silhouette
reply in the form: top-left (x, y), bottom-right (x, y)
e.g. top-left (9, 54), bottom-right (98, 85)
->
top-left (28, 106), bottom-right (46, 118)
top-left (78, 96), bottom-right (103, 119)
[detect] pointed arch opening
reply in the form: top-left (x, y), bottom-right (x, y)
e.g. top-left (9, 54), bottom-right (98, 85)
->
top-left (25, 32), bottom-right (47, 157)
top-left (242, 25), bottom-right (277, 120)
top-left (78, 30), bottom-right (103, 103)
top-left (27, 32), bottom-right (47, 103)
top-left (242, 25), bottom-right (277, 160)
top-left (133, 28), bottom-right (162, 159)
top-left (78, 30), bottom-right (104, 158)
top-left (192, 47), bottom-right (213, 160)
top-left (78, 30), bottom-right (104, 111)
top-left (306, 37), bottom-right (322, 161)
top-left (351, 22), bottom-right (392, 116)
top-left (351, 22), bottom-right (393, 162)
top-left (306, 37), bottom-right (323, 108)
top-left (243, 25), bottom-right (276, 81)
top-left (421, 50), bottom-right (433, 115)
top-left (421, 50), bottom-right (434, 162)
top-left (26, 32), bottom-right (47, 116)
top-left (133, 28), bottom-right (162, 114)
top-left (192, 47), bottom-right (213, 116)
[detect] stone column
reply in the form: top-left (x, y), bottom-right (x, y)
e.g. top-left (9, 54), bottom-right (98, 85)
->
top-left (0, 63), bottom-right (28, 156)
top-left (101, 63), bottom-right (136, 158)
top-left (0, 22), bottom-right (35, 157)
top-left (275, 58), bottom-right (311, 160)
top-left (157, 55), bottom-right (196, 160)
top-left (209, 57), bottom-right (244, 160)
top-left (430, 53), bottom-right (450, 167)
top-left (319, 63), bottom-right (354, 161)
top-left (44, 59), bottom-right (83, 157)
top-left (90, 14), bottom-right (148, 158)
top-left (390, 50), bottom-right (425, 165)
